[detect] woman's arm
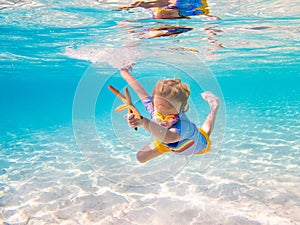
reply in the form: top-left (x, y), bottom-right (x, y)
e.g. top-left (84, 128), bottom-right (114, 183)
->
top-left (119, 0), bottom-right (170, 10)
top-left (152, 8), bottom-right (181, 19)
top-left (120, 69), bottom-right (150, 100)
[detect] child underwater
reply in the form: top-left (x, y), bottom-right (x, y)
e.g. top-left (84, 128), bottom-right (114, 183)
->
top-left (119, 65), bottom-right (219, 163)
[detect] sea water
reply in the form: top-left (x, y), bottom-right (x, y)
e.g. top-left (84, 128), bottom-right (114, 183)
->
top-left (1, 0), bottom-right (300, 224)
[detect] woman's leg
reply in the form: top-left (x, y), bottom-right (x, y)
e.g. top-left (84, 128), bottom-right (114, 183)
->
top-left (136, 143), bottom-right (163, 163)
top-left (201, 92), bottom-right (220, 136)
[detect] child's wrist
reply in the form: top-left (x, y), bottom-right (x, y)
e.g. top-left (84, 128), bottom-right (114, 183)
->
top-left (140, 116), bottom-right (144, 126)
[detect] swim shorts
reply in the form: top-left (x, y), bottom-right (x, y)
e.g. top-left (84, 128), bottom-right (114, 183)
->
top-left (153, 128), bottom-right (211, 155)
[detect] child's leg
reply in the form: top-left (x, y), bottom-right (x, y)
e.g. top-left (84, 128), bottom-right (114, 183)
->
top-left (137, 143), bottom-right (163, 163)
top-left (201, 92), bottom-right (220, 136)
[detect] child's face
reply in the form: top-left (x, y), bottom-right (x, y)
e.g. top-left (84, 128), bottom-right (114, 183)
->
top-left (153, 96), bottom-right (182, 128)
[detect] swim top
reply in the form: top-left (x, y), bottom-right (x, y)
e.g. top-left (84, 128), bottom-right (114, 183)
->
top-left (174, 0), bottom-right (209, 17)
top-left (143, 97), bottom-right (210, 155)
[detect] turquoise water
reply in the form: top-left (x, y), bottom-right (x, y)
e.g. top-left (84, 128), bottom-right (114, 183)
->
top-left (1, 0), bottom-right (300, 224)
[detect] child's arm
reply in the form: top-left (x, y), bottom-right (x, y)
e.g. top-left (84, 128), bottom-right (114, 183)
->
top-left (126, 113), bottom-right (180, 143)
top-left (121, 68), bottom-right (180, 143)
top-left (120, 69), bottom-right (150, 100)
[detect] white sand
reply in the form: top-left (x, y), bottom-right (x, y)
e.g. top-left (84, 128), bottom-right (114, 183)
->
top-left (1, 117), bottom-right (299, 225)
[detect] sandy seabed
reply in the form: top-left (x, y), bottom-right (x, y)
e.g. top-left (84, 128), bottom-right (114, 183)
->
top-left (1, 109), bottom-right (300, 225)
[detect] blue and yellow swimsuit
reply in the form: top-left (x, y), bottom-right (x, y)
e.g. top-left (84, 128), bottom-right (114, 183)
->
top-left (143, 97), bottom-right (211, 155)
top-left (174, 0), bottom-right (209, 16)
top-left (154, 0), bottom-right (209, 17)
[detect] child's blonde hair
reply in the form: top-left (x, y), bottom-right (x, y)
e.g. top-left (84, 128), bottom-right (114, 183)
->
top-left (152, 78), bottom-right (190, 112)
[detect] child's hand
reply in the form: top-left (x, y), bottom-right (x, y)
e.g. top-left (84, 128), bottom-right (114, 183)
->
top-left (125, 113), bottom-right (143, 129)
top-left (120, 62), bottom-right (135, 72)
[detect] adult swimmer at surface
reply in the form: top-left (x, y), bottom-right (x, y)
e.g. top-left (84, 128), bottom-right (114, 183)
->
top-left (119, 0), bottom-right (215, 19)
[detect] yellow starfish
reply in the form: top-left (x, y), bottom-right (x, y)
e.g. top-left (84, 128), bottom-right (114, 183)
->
top-left (108, 85), bottom-right (142, 130)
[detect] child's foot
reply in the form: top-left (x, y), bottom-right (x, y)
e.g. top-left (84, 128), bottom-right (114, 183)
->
top-left (201, 91), bottom-right (219, 112)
